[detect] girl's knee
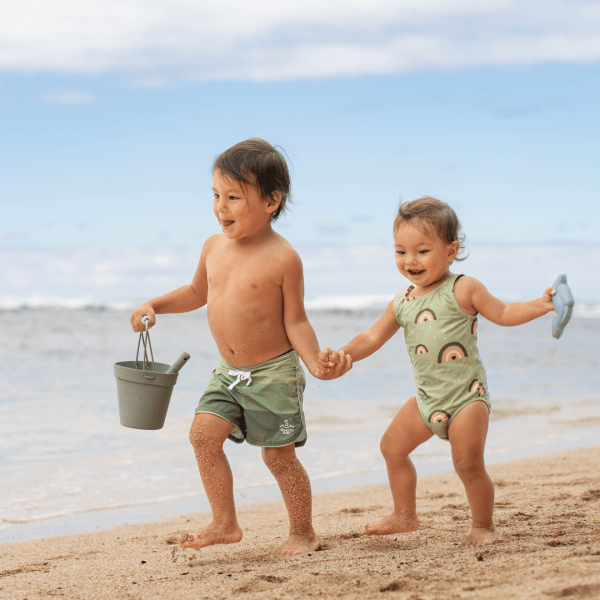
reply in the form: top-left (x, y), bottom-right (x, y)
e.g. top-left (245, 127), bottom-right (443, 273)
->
top-left (380, 433), bottom-right (409, 462)
top-left (453, 455), bottom-right (486, 482)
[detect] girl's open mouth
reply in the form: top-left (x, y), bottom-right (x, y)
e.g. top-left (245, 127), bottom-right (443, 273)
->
top-left (408, 269), bottom-right (425, 276)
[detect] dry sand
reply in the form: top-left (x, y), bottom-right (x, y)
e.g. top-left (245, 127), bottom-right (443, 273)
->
top-left (2, 446), bottom-right (600, 600)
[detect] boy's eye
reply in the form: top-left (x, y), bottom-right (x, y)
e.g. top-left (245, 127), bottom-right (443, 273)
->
top-left (419, 250), bottom-right (430, 254)
top-left (396, 250), bottom-right (405, 255)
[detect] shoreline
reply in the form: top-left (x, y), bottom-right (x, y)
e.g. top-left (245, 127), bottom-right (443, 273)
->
top-left (2, 446), bottom-right (600, 599)
top-left (4, 435), bottom-right (600, 547)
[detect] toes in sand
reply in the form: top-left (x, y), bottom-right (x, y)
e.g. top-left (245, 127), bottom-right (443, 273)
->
top-left (179, 521), bottom-right (243, 550)
top-left (273, 533), bottom-right (322, 556)
top-left (365, 513), bottom-right (420, 536)
top-left (459, 526), bottom-right (497, 547)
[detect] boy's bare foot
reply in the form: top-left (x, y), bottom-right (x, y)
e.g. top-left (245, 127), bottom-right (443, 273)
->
top-left (179, 521), bottom-right (243, 550)
top-left (460, 526), bottom-right (497, 547)
top-left (365, 513), bottom-right (420, 536)
top-left (272, 533), bottom-right (322, 556)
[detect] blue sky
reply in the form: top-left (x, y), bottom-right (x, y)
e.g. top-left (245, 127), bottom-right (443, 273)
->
top-left (1, 0), bottom-right (599, 252)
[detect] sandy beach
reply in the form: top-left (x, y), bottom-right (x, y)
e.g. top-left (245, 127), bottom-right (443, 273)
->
top-left (2, 446), bottom-right (599, 600)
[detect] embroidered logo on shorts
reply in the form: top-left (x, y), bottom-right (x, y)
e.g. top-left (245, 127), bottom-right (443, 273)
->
top-left (279, 420), bottom-right (295, 435)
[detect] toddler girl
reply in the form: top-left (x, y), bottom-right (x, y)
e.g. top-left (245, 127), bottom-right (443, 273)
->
top-left (319, 197), bottom-right (556, 547)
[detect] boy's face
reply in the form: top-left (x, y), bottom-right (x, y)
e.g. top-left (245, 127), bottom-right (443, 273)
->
top-left (394, 222), bottom-right (459, 287)
top-left (212, 170), bottom-right (279, 240)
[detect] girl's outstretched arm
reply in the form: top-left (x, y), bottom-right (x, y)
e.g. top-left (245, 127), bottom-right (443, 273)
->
top-left (457, 276), bottom-right (555, 327)
top-left (324, 300), bottom-right (401, 368)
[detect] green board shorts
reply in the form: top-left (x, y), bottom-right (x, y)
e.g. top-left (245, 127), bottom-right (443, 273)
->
top-left (195, 349), bottom-right (307, 448)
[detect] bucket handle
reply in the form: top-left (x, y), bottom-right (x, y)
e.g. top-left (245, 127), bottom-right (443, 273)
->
top-left (136, 316), bottom-right (156, 379)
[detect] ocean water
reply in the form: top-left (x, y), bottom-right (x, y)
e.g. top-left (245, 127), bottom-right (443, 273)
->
top-left (1, 300), bottom-right (599, 544)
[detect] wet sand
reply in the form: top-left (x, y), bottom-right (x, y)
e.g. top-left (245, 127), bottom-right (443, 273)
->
top-left (2, 446), bottom-right (600, 600)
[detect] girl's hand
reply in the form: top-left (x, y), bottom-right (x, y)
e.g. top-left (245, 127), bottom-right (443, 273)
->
top-left (130, 304), bottom-right (156, 332)
top-left (542, 286), bottom-right (556, 314)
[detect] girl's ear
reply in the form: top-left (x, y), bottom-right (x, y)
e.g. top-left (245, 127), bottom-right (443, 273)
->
top-left (448, 241), bottom-right (460, 262)
top-left (265, 191), bottom-right (282, 215)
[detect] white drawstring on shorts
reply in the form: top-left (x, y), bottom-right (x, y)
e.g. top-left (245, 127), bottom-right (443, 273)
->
top-left (227, 370), bottom-right (252, 390)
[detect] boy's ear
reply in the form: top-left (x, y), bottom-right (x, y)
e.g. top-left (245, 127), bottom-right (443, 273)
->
top-left (265, 191), bottom-right (282, 215)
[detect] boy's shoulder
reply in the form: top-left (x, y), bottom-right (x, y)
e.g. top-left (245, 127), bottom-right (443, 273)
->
top-left (203, 232), bottom-right (300, 264)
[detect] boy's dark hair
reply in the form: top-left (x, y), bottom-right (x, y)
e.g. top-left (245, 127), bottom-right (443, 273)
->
top-left (393, 196), bottom-right (468, 262)
top-left (213, 138), bottom-right (291, 221)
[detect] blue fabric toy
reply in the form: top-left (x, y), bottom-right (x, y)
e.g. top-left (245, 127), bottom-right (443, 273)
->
top-left (551, 274), bottom-right (574, 339)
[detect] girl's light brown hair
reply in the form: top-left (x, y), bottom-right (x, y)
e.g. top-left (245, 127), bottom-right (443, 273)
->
top-left (393, 196), bottom-right (468, 262)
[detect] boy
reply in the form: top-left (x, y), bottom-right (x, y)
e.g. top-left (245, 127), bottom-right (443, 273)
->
top-left (131, 139), bottom-right (350, 555)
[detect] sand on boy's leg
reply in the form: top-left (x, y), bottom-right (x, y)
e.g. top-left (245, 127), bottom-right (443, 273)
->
top-left (366, 396), bottom-right (432, 536)
top-left (448, 400), bottom-right (497, 547)
top-left (262, 444), bottom-right (322, 556)
top-left (180, 413), bottom-right (243, 550)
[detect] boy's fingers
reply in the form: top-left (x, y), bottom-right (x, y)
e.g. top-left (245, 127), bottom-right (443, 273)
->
top-left (328, 350), bottom-right (342, 366)
top-left (345, 355), bottom-right (352, 372)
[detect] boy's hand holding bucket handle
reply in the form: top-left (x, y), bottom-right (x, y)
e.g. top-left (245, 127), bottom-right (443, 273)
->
top-left (130, 304), bottom-right (156, 332)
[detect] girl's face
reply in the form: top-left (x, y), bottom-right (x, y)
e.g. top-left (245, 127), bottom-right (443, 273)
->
top-left (394, 221), bottom-right (459, 288)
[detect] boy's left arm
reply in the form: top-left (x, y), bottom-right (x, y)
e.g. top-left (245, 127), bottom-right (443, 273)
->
top-left (281, 251), bottom-right (351, 379)
top-left (462, 277), bottom-right (555, 326)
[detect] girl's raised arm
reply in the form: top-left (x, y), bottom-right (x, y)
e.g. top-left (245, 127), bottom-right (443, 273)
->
top-left (461, 276), bottom-right (555, 327)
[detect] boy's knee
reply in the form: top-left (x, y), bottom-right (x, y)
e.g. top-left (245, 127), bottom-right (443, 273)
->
top-left (262, 445), bottom-right (295, 469)
top-left (189, 423), bottom-right (219, 451)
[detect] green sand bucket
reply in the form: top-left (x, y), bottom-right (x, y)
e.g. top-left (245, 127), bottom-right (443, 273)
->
top-left (114, 317), bottom-right (190, 430)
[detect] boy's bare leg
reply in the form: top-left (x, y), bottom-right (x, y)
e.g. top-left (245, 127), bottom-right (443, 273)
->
top-left (448, 401), bottom-right (497, 547)
top-left (262, 444), bottom-right (321, 556)
top-left (366, 397), bottom-right (433, 536)
top-left (180, 413), bottom-right (243, 549)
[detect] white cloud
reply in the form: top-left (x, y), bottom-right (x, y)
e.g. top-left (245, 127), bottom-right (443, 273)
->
top-left (1, 0), bottom-right (599, 80)
top-left (45, 91), bottom-right (93, 103)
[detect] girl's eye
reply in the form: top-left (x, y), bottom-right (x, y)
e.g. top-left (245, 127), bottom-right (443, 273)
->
top-left (396, 250), bottom-right (405, 255)
top-left (419, 250), bottom-right (429, 254)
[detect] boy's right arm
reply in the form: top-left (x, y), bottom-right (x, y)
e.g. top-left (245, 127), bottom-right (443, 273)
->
top-left (320, 300), bottom-right (400, 371)
top-left (130, 238), bottom-right (212, 332)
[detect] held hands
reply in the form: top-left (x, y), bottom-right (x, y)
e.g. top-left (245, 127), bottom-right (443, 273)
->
top-left (130, 304), bottom-right (156, 332)
top-left (314, 347), bottom-right (352, 380)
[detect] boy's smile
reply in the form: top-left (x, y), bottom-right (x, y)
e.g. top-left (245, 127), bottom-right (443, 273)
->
top-left (394, 222), bottom-right (458, 290)
top-left (212, 170), bottom-right (278, 241)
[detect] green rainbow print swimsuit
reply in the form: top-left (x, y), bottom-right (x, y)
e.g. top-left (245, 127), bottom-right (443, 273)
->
top-left (393, 274), bottom-right (490, 440)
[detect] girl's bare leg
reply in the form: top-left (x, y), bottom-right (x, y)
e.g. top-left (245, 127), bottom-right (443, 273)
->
top-left (366, 396), bottom-right (433, 535)
top-left (180, 413), bottom-right (243, 549)
top-left (262, 443), bottom-right (321, 556)
top-left (448, 400), bottom-right (497, 547)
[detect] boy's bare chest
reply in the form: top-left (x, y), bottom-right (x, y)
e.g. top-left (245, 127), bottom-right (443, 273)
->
top-left (206, 250), bottom-right (282, 296)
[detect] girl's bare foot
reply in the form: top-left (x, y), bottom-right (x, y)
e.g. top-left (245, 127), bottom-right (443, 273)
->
top-left (179, 521), bottom-right (243, 550)
top-left (365, 513), bottom-right (420, 536)
top-left (273, 533), bottom-right (322, 556)
top-left (460, 526), bottom-right (497, 547)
